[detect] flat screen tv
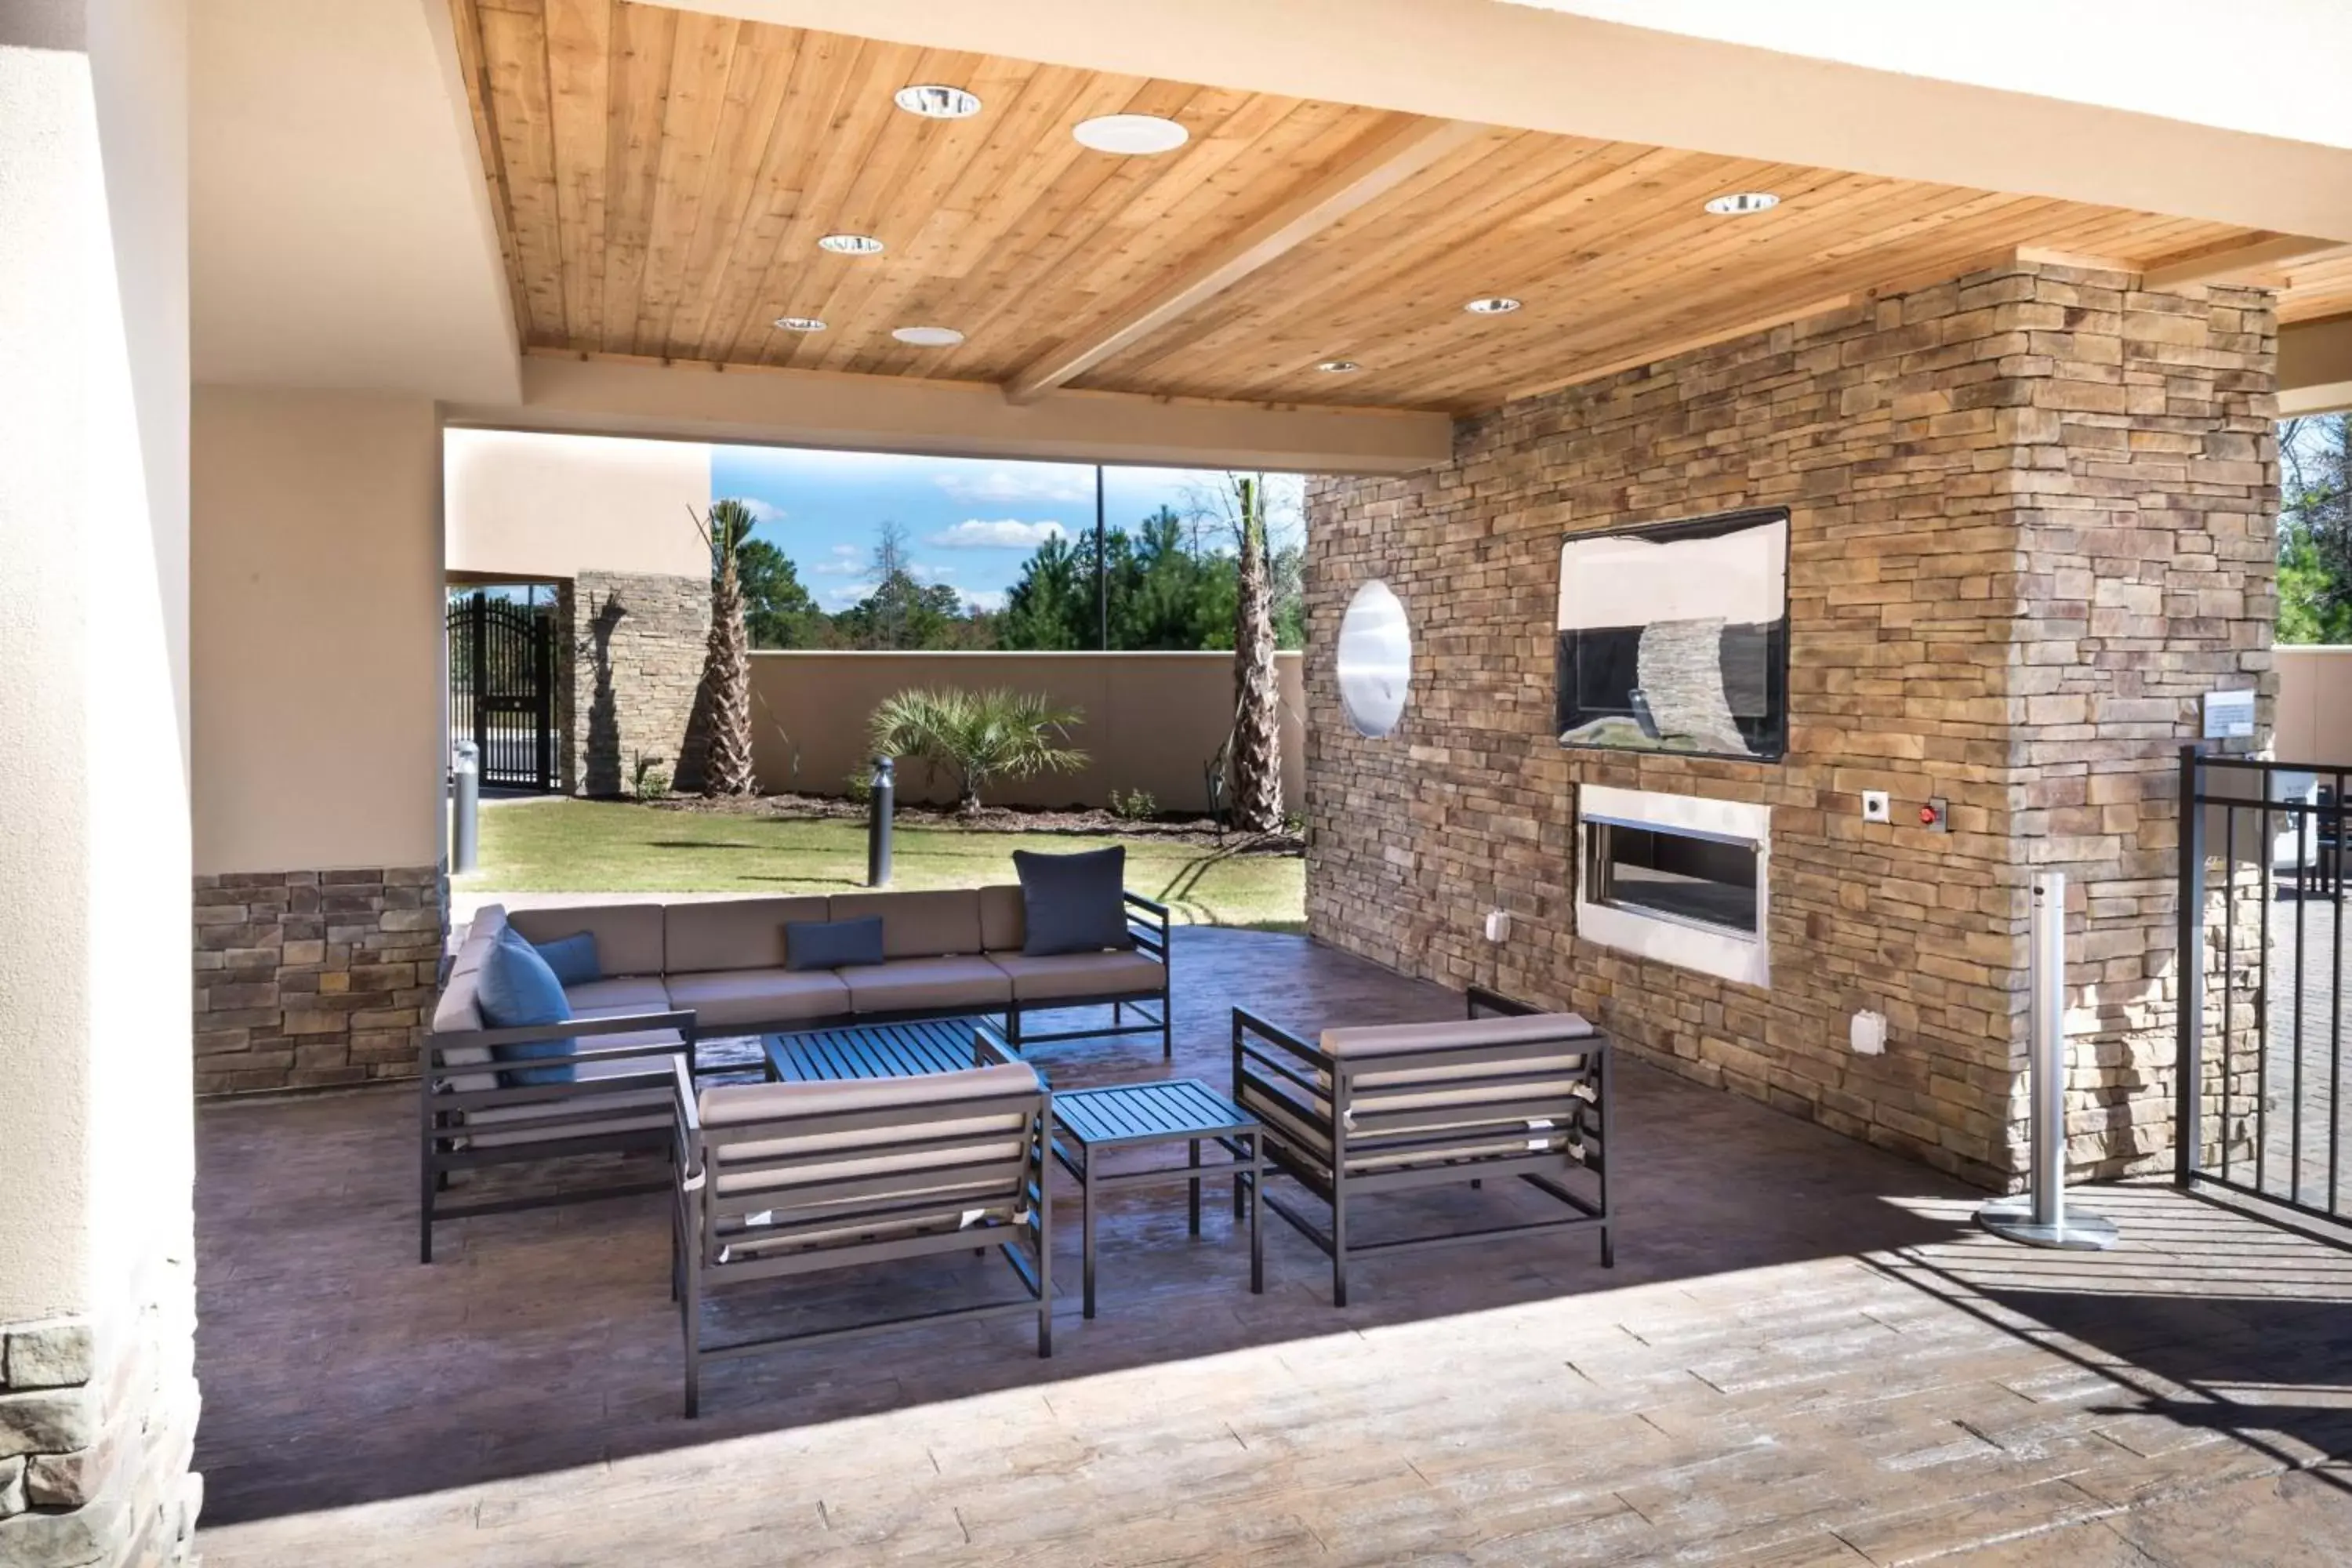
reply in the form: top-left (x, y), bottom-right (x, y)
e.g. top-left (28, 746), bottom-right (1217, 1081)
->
top-left (1555, 507), bottom-right (1789, 761)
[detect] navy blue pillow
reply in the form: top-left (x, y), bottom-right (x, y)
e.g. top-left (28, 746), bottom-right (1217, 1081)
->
top-left (477, 927), bottom-right (578, 1086)
top-left (785, 916), bottom-right (886, 971)
top-left (531, 931), bottom-right (601, 987)
top-left (1014, 848), bottom-right (1134, 956)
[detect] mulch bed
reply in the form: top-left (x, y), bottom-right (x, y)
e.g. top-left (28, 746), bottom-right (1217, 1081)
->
top-left (649, 790), bottom-right (1303, 855)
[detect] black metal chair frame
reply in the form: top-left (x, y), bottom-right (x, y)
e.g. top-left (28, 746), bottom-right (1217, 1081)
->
top-left (1232, 985), bottom-right (1612, 1306)
top-left (418, 1009), bottom-right (699, 1263)
top-left (670, 1036), bottom-right (1051, 1418)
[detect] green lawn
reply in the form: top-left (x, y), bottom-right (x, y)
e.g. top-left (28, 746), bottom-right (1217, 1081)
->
top-left (462, 800), bottom-right (1305, 931)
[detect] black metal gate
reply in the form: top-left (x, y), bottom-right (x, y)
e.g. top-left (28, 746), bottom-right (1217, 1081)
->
top-left (2176, 746), bottom-right (2348, 1222)
top-left (447, 590), bottom-right (557, 792)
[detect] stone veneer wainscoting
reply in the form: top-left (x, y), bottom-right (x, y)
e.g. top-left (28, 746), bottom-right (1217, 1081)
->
top-left (565, 570), bottom-right (713, 798)
top-left (1305, 262), bottom-right (2277, 1188)
top-left (0, 1272), bottom-right (201, 1565)
top-left (191, 867), bottom-right (445, 1095)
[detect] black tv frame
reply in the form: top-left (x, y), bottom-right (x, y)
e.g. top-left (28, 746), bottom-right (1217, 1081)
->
top-left (1554, 506), bottom-right (1791, 764)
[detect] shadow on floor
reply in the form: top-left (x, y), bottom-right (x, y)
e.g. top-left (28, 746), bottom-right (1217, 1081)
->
top-left (1868, 1185), bottom-right (2352, 1490)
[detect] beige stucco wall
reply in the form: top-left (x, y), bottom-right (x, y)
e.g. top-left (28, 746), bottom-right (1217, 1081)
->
top-left (2277, 647), bottom-right (2352, 765)
top-left (194, 385), bottom-right (445, 873)
top-left (748, 652), bottom-right (1305, 813)
top-left (445, 426), bottom-right (710, 582)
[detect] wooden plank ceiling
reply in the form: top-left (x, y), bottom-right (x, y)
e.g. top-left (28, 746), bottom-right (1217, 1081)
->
top-left (451, 0), bottom-right (2345, 415)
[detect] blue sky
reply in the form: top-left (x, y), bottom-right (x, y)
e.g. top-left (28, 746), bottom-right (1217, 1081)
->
top-left (710, 446), bottom-right (1304, 614)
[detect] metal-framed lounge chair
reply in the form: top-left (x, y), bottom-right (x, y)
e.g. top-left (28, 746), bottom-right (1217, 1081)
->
top-left (1232, 985), bottom-right (1611, 1305)
top-left (670, 1041), bottom-right (1052, 1417)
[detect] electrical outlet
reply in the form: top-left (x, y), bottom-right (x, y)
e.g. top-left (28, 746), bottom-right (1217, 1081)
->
top-left (1850, 1010), bottom-right (1888, 1055)
top-left (1483, 910), bottom-right (1511, 944)
top-left (1861, 790), bottom-right (1890, 824)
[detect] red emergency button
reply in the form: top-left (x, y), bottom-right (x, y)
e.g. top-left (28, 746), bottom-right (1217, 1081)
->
top-left (1918, 805), bottom-right (1937, 826)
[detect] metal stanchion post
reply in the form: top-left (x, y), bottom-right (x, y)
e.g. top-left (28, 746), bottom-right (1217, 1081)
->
top-left (1977, 870), bottom-right (2119, 1249)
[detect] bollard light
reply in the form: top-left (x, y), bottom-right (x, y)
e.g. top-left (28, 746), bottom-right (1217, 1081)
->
top-left (451, 740), bottom-right (481, 875)
top-left (867, 756), bottom-right (895, 887)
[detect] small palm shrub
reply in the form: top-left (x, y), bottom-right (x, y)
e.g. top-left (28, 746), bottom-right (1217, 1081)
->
top-left (1109, 787), bottom-right (1157, 822)
top-left (868, 688), bottom-right (1087, 815)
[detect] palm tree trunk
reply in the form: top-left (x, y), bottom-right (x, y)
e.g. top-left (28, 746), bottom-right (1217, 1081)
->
top-left (1230, 477), bottom-right (1283, 833)
top-left (701, 554), bottom-right (757, 796)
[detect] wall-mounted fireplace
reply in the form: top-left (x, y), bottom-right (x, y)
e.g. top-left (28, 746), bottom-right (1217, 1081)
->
top-left (1575, 784), bottom-right (1769, 986)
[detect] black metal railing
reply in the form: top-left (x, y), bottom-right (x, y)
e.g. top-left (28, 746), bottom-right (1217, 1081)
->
top-left (2176, 746), bottom-right (2349, 1224)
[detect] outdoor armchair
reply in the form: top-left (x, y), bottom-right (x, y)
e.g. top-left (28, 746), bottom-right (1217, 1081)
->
top-left (1232, 985), bottom-right (1611, 1305)
top-left (670, 1035), bottom-right (1052, 1418)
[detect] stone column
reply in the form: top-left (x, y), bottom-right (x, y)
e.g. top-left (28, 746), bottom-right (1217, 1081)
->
top-left (2, 3), bottom-right (203, 1560)
top-left (569, 570), bottom-right (713, 797)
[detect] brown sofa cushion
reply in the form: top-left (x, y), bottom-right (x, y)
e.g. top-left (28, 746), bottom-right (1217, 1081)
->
top-left (664, 967), bottom-right (851, 1029)
top-left (507, 903), bottom-right (666, 978)
top-left (987, 949), bottom-right (1163, 1003)
top-left (828, 889), bottom-right (982, 959)
top-left (978, 884), bottom-right (1026, 953)
top-left (843, 956), bottom-right (1011, 1014)
top-left (664, 896), bottom-right (829, 975)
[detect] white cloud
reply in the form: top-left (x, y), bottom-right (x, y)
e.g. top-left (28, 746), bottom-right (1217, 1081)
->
top-left (909, 561), bottom-right (954, 583)
top-left (717, 495), bottom-right (785, 526)
top-left (812, 544), bottom-right (866, 576)
top-left (821, 581), bottom-right (875, 608)
top-left (926, 519), bottom-right (1069, 550)
top-left (933, 468), bottom-right (1091, 505)
top-left (962, 589), bottom-right (1007, 614)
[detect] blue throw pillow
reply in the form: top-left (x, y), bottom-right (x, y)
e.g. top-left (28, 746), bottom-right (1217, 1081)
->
top-left (1014, 848), bottom-right (1134, 956)
top-left (784, 916), bottom-right (886, 971)
top-left (531, 931), bottom-right (601, 986)
top-left (477, 927), bottom-right (578, 1086)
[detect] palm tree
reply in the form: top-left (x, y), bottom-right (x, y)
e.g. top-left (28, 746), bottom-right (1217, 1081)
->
top-left (868, 687), bottom-right (1087, 815)
top-left (1227, 475), bottom-right (1283, 832)
top-left (693, 499), bottom-right (758, 797)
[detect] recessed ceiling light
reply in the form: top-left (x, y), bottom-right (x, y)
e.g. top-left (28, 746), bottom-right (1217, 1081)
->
top-left (771, 316), bottom-right (826, 333)
top-left (818, 233), bottom-right (886, 256)
top-left (891, 325), bottom-right (965, 347)
top-left (1463, 296), bottom-right (1522, 315)
top-left (1316, 359), bottom-right (1363, 373)
top-left (1704, 191), bottom-right (1780, 216)
top-left (1073, 114), bottom-right (1189, 156)
top-left (894, 84), bottom-right (982, 120)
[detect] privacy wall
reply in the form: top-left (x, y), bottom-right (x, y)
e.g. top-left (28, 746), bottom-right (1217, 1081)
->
top-left (1305, 263), bottom-right (2278, 1187)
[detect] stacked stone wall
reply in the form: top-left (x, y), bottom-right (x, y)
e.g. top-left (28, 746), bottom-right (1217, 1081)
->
top-left (1305, 263), bottom-right (2276, 1186)
top-left (0, 1268), bottom-right (200, 1565)
top-left (567, 571), bottom-right (710, 797)
top-left (191, 866), bottom-right (444, 1095)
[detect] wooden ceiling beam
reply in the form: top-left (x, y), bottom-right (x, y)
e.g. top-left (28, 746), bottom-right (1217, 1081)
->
top-left (1000, 115), bottom-right (1487, 405)
top-left (2143, 234), bottom-right (2349, 292)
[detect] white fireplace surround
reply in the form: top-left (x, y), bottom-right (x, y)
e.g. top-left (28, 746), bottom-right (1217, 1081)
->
top-left (1574, 783), bottom-right (1771, 988)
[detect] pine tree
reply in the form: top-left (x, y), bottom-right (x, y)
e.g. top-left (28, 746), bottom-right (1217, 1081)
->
top-left (695, 499), bottom-right (758, 797)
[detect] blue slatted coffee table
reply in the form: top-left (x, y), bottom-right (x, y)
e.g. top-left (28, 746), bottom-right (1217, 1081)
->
top-left (760, 1016), bottom-right (999, 1082)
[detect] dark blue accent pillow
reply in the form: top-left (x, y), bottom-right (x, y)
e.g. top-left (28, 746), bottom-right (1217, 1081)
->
top-left (531, 931), bottom-right (601, 987)
top-left (785, 916), bottom-right (886, 971)
top-left (1014, 848), bottom-right (1134, 956)
top-left (478, 927), bottom-right (578, 1086)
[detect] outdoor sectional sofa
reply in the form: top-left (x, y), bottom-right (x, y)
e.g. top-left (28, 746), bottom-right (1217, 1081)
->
top-left (420, 884), bottom-right (1168, 1260)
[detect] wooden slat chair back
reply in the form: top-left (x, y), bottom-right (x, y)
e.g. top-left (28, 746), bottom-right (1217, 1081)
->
top-left (1232, 986), bottom-right (1610, 1305)
top-left (673, 1055), bottom-right (1051, 1417)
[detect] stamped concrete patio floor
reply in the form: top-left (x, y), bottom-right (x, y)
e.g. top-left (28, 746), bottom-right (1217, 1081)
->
top-left (194, 927), bottom-right (2352, 1566)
